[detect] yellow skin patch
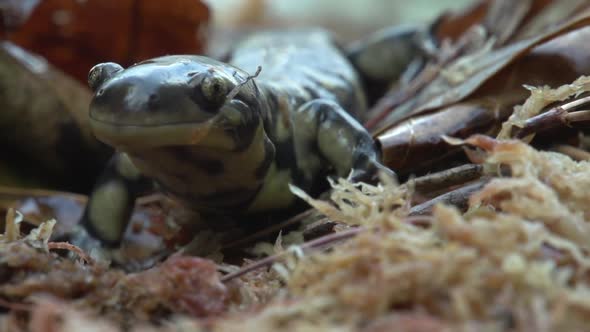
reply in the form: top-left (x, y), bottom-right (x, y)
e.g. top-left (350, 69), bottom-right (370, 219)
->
top-left (115, 153), bottom-right (142, 180)
top-left (88, 181), bottom-right (130, 242)
top-left (247, 163), bottom-right (295, 212)
top-left (318, 121), bottom-right (358, 177)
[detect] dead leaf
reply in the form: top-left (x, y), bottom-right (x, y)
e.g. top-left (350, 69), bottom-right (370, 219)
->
top-left (0, 0), bottom-right (40, 31)
top-left (371, 6), bottom-right (590, 134)
top-left (5, 0), bottom-right (210, 82)
top-left (0, 42), bottom-right (110, 191)
top-left (378, 25), bottom-right (590, 174)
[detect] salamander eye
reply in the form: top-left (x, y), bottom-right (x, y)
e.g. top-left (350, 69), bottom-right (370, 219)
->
top-left (88, 62), bottom-right (123, 92)
top-left (200, 74), bottom-right (229, 107)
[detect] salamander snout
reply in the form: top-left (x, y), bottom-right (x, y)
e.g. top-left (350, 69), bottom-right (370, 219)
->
top-left (89, 61), bottom-right (223, 127)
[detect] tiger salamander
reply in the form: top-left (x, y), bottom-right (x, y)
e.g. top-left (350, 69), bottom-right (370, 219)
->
top-left (76, 29), bottom-right (394, 252)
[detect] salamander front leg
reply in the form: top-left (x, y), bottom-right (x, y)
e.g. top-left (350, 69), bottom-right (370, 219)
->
top-left (71, 153), bottom-right (151, 261)
top-left (291, 99), bottom-right (396, 184)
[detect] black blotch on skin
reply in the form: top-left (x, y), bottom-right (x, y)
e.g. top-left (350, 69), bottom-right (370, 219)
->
top-left (225, 98), bottom-right (262, 152)
top-left (190, 185), bottom-right (262, 211)
top-left (232, 82), bottom-right (263, 121)
top-left (274, 137), bottom-right (296, 170)
top-left (264, 87), bottom-right (280, 111)
top-left (342, 80), bottom-right (364, 119)
top-left (254, 137), bottom-right (276, 179)
top-left (259, 88), bottom-right (281, 139)
top-left (170, 147), bottom-right (224, 175)
top-left (303, 86), bottom-right (320, 100)
top-left (273, 137), bottom-right (309, 189)
top-left (303, 68), bottom-right (361, 120)
top-left (227, 121), bottom-right (259, 152)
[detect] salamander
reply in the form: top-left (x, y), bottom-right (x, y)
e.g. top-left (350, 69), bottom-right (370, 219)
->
top-left (74, 29), bottom-right (395, 254)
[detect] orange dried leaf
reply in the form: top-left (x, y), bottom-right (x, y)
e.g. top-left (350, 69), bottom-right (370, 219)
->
top-left (6, 0), bottom-right (210, 82)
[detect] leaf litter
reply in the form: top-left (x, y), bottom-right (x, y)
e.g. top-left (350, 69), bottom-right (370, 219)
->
top-left (0, 76), bottom-right (589, 331)
top-left (2, 0), bottom-right (590, 330)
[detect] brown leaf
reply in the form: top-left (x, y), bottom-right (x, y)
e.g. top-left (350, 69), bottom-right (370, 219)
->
top-left (0, 0), bottom-right (40, 31)
top-left (371, 5), bottom-right (590, 134)
top-left (515, 0), bottom-right (590, 40)
top-left (434, 0), bottom-right (491, 42)
top-left (5, 0), bottom-right (210, 82)
top-left (482, 0), bottom-right (533, 45)
top-left (434, 0), bottom-right (558, 44)
top-left (0, 42), bottom-right (110, 191)
top-left (378, 25), bottom-right (590, 174)
top-left (378, 101), bottom-right (500, 174)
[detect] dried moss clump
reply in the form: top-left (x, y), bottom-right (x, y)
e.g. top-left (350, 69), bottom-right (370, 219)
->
top-left (206, 137), bottom-right (590, 332)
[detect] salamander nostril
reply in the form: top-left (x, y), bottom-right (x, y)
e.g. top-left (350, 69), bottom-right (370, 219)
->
top-left (96, 88), bottom-right (105, 97)
top-left (147, 93), bottom-right (160, 110)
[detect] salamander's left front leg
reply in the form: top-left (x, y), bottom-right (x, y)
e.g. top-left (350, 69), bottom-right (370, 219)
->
top-left (70, 153), bottom-right (151, 263)
top-left (291, 99), bottom-right (396, 184)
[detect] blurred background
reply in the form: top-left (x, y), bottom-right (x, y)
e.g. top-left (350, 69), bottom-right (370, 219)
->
top-left (205, 0), bottom-right (475, 55)
top-left (207, 0), bottom-right (475, 40)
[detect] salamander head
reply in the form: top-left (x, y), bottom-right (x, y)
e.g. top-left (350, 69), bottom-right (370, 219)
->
top-left (88, 55), bottom-right (263, 151)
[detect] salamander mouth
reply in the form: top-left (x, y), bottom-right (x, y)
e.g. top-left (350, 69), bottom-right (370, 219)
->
top-left (89, 117), bottom-right (218, 150)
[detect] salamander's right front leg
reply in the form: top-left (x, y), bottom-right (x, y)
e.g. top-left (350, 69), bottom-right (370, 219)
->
top-left (291, 99), bottom-right (396, 185)
top-left (71, 153), bottom-right (150, 261)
